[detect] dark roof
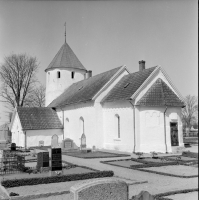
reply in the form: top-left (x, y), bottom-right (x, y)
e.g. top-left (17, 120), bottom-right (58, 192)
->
top-left (17, 107), bottom-right (63, 130)
top-left (48, 66), bottom-right (122, 108)
top-left (45, 42), bottom-right (87, 72)
top-left (103, 66), bottom-right (157, 102)
top-left (137, 78), bottom-right (185, 107)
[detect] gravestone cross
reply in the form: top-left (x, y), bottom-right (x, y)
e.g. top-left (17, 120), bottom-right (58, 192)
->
top-left (51, 134), bottom-right (59, 148)
top-left (80, 133), bottom-right (86, 149)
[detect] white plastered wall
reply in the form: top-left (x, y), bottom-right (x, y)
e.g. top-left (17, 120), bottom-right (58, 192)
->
top-left (55, 67), bottom-right (130, 150)
top-left (103, 101), bottom-right (134, 153)
top-left (26, 129), bottom-right (63, 147)
top-left (10, 113), bottom-right (25, 147)
top-left (138, 106), bottom-right (167, 153)
top-left (45, 68), bottom-right (86, 106)
top-left (56, 102), bottom-right (98, 149)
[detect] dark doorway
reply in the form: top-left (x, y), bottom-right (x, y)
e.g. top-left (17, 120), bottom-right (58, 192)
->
top-left (170, 122), bottom-right (179, 146)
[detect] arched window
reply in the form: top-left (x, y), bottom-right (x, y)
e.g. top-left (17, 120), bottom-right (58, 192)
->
top-left (115, 114), bottom-right (120, 138)
top-left (57, 71), bottom-right (61, 78)
top-left (80, 117), bottom-right (84, 134)
top-left (71, 71), bottom-right (75, 79)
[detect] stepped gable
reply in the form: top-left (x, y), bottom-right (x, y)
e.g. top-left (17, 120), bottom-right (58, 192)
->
top-left (17, 107), bottom-right (63, 130)
top-left (48, 66), bottom-right (122, 108)
top-left (137, 78), bottom-right (185, 107)
top-left (45, 42), bottom-right (87, 72)
top-left (103, 66), bottom-right (157, 102)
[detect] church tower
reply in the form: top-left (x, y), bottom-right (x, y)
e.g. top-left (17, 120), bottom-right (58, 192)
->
top-left (45, 42), bottom-right (87, 106)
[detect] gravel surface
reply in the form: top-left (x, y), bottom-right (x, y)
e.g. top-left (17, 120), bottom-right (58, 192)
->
top-left (164, 191), bottom-right (198, 200)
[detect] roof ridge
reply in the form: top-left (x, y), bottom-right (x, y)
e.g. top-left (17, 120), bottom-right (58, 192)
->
top-left (129, 66), bottom-right (158, 76)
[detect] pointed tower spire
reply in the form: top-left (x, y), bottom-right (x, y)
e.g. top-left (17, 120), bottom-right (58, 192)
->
top-left (64, 22), bottom-right (66, 43)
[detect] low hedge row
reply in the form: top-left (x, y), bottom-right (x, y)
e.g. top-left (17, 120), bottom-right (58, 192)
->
top-left (1, 170), bottom-right (114, 188)
top-left (182, 151), bottom-right (198, 158)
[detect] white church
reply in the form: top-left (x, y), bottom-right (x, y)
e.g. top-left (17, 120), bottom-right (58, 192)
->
top-left (10, 40), bottom-right (185, 153)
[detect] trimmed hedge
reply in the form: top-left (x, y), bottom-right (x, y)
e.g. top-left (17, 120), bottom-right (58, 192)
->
top-left (182, 151), bottom-right (198, 158)
top-left (1, 170), bottom-right (114, 188)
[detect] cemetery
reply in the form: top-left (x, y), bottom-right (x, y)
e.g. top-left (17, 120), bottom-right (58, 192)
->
top-left (0, 133), bottom-right (198, 199)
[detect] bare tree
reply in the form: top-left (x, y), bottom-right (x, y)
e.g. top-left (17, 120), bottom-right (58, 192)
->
top-left (0, 53), bottom-right (39, 109)
top-left (25, 84), bottom-right (45, 107)
top-left (181, 95), bottom-right (198, 136)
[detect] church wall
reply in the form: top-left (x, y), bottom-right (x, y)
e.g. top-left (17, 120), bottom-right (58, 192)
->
top-left (139, 106), bottom-right (166, 153)
top-left (26, 129), bottom-right (63, 147)
top-left (102, 101), bottom-right (134, 153)
top-left (56, 101), bottom-right (99, 149)
top-left (46, 68), bottom-right (85, 106)
top-left (10, 113), bottom-right (25, 147)
top-left (138, 106), bottom-right (183, 153)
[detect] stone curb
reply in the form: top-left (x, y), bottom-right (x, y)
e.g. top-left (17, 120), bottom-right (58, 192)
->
top-left (0, 184), bottom-right (10, 200)
top-left (10, 190), bottom-right (70, 200)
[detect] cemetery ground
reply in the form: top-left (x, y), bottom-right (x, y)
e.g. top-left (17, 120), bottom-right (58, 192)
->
top-left (0, 145), bottom-right (198, 200)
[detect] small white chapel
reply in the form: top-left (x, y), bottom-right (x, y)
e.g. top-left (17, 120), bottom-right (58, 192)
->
top-left (10, 37), bottom-right (185, 153)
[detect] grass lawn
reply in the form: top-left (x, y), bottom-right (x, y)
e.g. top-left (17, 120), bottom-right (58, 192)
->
top-left (138, 165), bottom-right (198, 178)
top-left (166, 156), bottom-right (197, 161)
top-left (106, 160), bottom-right (145, 168)
top-left (1, 167), bottom-right (95, 181)
top-left (62, 151), bottom-right (130, 158)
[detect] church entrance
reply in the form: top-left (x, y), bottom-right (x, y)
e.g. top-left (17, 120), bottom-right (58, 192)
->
top-left (170, 122), bottom-right (179, 146)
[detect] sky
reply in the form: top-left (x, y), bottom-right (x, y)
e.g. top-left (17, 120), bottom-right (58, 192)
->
top-left (0, 0), bottom-right (198, 125)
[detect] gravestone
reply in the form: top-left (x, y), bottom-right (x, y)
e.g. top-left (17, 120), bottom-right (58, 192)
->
top-left (132, 191), bottom-right (154, 200)
top-left (80, 133), bottom-right (86, 149)
top-left (51, 134), bottom-right (59, 148)
top-left (62, 138), bottom-right (73, 149)
top-left (70, 178), bottom-right (128, 200)
top-left (37, 152), bottom-right (49, 171)
top-left (51, 148), bottom-right (62, 171)
top-left (39, 140), bottom-right (44, 147)
top-left (11, 143), bottom-right (16, 151)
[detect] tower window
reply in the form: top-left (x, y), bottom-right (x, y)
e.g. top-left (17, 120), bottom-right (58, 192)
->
top-left (71, 71), bottom-right (75, 79)
top-left (57, 71), bottom-right (61, 78)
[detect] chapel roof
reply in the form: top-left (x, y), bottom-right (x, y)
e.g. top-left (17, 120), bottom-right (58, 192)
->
top-left (45, 42), bottom-right (87, 72)
top-left (17, 107), bottom-right (63, 130)
top-left (102, 66), bottom-right (157, 102)
top-left (137, 78), bottom-right (185, 107)
top-left (48, 66), bottom-right (122, 108)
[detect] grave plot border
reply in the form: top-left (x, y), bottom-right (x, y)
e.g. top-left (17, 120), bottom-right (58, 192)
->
top-left (62, 151), bottom-right (130, 159)
top-left (153, 188), bottom-right (198, 200)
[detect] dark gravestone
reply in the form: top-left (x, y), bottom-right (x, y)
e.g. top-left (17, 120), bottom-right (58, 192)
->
top-left (37, 152), bottom-right (49, 171)
top-left (11, 143), bottom-right (16, 151)
top-left (51, 148), bottom-right (62, 171)
top-left (17, 155), bottom-right (25, 170)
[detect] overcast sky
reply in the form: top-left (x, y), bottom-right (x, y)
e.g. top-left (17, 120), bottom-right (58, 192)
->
top-left (0, 0), bottom-right (198, 125)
